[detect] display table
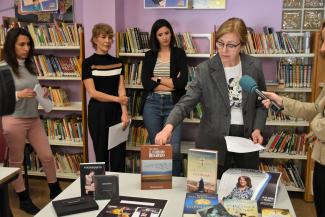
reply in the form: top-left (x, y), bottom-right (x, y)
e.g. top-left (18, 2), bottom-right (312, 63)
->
top-left (0, 167), bottom-right (20, 217)
top-left (35, 172), bottom-right (296, 217)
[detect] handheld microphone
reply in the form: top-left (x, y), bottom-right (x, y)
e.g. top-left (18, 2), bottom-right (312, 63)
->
top-left (239, 75), bottom-right (283, 113)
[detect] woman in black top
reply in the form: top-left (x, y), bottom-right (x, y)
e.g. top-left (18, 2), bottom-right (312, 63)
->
top-left (82, 23), bottom-right (128, 172)
top-left (141, 19), bottom-right (188, 176)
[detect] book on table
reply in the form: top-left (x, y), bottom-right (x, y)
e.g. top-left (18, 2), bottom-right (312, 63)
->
top-left (183, 192), bottom-right (218, 217)
top-left (262, 208), bottom-right (292, 217)
top-left (187, 148), bottom-right (218, 194)
top-left (223, 199), bottom-right (258, 217)
top-left (140, 144), bottom-right (172, 190)
top-left (79, 162), bottom-right (105, 196)
top-left (93, 174), bottom-right (119, 200)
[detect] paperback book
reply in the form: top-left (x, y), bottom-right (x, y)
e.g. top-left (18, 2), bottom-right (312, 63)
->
top-left (223, 199), bottom-right (258, 217)
top-left (80, 162), bottom-right (105, 196)
top-left (141, 145), bottom-right (172, 190)
top-left (196, 203), bottom-right (232, 217)
top-left (93, 174), bottom-right (119, 200)
top-left (187, 149), bottom-right (218, 193)
top-left (97, 195), bottom-right (167, 217)
top-left (183, 192), bottom-right (218, 217)
top-left (52, 196), bottom-right (99, 216)
top-left (262, 208), bottom-right (292, 217)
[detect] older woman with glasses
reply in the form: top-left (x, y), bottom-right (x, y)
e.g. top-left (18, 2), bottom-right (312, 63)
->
top-left (155, 17), bottom-right (267, 177)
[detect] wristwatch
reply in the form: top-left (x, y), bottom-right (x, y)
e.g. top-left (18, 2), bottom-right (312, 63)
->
top-left (157, 77), bottom-right (161, 84)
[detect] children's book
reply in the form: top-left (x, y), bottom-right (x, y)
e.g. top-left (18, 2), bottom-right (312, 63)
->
top-left (93, 174), bottom-right (119, 200)
top-left (262, 208), bottom-right (292, 217)
top-left (196, 203), bottom-right (232, 217)
top-left (187, 149), bottom-right (218, 194)
top-left (141, 145), bottom-right (172, 190)
top-left (79, 162), bottom-right (105, 196)
top-left (223, 199), bottom-right (258, 217)
top-left (183, 192), bottom-right (218, 217)
top-left (96, 196), bottom-right (167, 217)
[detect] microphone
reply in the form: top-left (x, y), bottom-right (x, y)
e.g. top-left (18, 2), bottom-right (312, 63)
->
top-left (239, 75), bottom-right (283, 113)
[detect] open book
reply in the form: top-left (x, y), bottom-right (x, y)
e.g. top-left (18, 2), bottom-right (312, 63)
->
top-left (218, 168), bottom-right (281, 209)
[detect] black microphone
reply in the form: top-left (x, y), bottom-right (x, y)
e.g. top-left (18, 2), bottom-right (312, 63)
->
top-left (239, 75), bottom-right (283, 113)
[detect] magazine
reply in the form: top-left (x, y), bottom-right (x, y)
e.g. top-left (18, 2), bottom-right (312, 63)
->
top-left (97, 196), bottom-right (167, 217)
top-left (80, 162), bottom-right (105, 196)
top-left (218, 169), bottom-right (281, 209)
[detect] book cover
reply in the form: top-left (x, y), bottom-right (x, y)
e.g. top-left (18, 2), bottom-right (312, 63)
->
top-left (257, 172), bottom-right (281, 209)
top-left (93, 175), bottom-right (119, 200)
top-left (80, 162), bottom-right (105, 196)
top-left (183, 192), bottom-right (218, 217)
top-left (223, 199), bottom-right (258, 217)
top-left (52, 196), bottom-right (99, 217)
top-left (262, 208), bottom-right (291, 217)
top-left (187, 149), bottom-right (218, 194)
top-left (196, 203), bottom-right (232, 217)
top-left (97, 195), bottom-right (167, 217)
top-left (141, 145), bottom-right (172, 190)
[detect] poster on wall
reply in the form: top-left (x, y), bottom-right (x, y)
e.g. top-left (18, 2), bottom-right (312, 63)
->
top-left (15, 0), bottom-right (73, 23)
top-left (191, 0), bottom-right (226, 9)
top-left (144, 0), bottom-right (189, 8)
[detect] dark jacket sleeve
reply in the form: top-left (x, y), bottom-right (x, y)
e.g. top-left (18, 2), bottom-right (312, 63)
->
top-left (141, 51), bottom-right (158, 91)
top-left (172, 48), bottom-right (188, 90)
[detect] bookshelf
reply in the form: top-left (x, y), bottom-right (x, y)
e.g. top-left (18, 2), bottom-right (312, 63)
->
top-left (0, 23), bottom-right (87, 180)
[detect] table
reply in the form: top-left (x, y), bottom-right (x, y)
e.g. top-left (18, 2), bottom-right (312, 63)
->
top-left (0, 167), bottom-right (20, 217)
top-left (36, 172), bottom-right (296, 217)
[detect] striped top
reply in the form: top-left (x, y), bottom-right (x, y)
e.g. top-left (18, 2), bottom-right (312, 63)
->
top-left (153, 58), bottom-right (171, 94)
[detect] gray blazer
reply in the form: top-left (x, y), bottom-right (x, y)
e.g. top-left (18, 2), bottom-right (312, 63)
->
top-left (166, 53), bottom-right (268, 164)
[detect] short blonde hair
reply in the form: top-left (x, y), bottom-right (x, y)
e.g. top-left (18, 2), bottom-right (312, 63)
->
top-left (91, 23), bottom-right (114, 49)
top-left (215, 17), bottom-right (248, 46)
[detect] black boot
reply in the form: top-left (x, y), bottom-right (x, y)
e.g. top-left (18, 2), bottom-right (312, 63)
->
top-left (17, 190), bottom-right (40, 215)
top-left (48, 181), bottom-right (62, 199)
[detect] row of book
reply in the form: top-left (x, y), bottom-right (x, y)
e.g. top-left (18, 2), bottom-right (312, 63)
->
top-left (25, 150), bottom-right (82, 174)
top-left (242, 27), bottom-right (311, 54)
top-left (260, 160), bottom-right (305, 190)
top-left (125, 152), bottom-right (140, 173)
top-left (48, 86), bottom-right (70, 107)
top-left (33, 55), bottom-right (81, 77)
top-left (42, 115), bottom-right (83, 143)
top-left (124, 62), bottom-right (143, 85)
top-left (276, 61), bottom-right (312, 88)
top-left (265, 131), bottom-right (307, 155)
top-left (128, 124), bottom-right (149, 146)
top-left (175, 32), bottom-right (197, 54)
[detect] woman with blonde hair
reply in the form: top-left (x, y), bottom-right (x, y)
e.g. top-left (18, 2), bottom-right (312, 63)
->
top-left (155, 17), bottom-right (267, 177)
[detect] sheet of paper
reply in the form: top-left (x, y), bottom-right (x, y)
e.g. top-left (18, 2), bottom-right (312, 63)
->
top-left (34, 84), bottom-right (53, 113)
top-left (108, 121), bottom-right (131, 150)
top-left (225, 136), bottom-right (265, 153)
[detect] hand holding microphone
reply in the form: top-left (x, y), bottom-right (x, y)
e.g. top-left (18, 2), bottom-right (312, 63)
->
top-left (239, 75), bottom-right (283, 113)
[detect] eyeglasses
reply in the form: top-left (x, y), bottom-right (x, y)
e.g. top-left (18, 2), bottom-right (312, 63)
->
top-left (216, 41), bottom-right (241, 50)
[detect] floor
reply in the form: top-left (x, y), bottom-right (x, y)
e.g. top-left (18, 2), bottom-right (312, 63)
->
top-left (8, 177), bottom-right (316, 217)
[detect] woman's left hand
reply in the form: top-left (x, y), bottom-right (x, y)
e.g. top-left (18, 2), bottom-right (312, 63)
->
top-left (42, 87), bottom-right (49, 97)
top-left (121, 112), bottom-right (129, 130)
top-left (251, 129), bottom-right (263, 144)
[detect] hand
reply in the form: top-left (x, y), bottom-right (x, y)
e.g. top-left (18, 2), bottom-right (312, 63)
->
top-left (121, 112), bottom-right (129, 130)
top-left (261, 91), bottom-right (283, 108)
top-left (251, 129), bottom-right (263, 144)
top-left (17, 88), bottom-right (36, 99)
top-left (42, 87), bottom-right (49, 97)
top-left (117, 95), bottom-right (128, 106)
top-left (155, 124), bottom-right (173, 145)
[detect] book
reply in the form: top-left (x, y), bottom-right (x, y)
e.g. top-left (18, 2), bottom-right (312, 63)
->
top-left (262, 208), bottom-right (291, 217)
top-left (97, 196), bottom-right (167, 217)
top-left (183, 192), bottom-right (218, 217)
top-left (187, 149), bottom-right (218, 193)
top-left (93, 175), bottom-right (119, 200)
top-left (52, 196), bottom-right (99, 216)
top-left (141, 145), bottom-right (172, 190)
top-left (80, 162), bottom-right (105, 196)
top-left (218, 169), bottom-right (281, 210)
top-left (223, 199), bottom-right (258, 217)
top-left (196, 203), bottom-right (232, 217)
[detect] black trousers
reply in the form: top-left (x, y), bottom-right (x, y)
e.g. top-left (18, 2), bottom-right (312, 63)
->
top-left (88, 100), bottom-right (126, 172)
top-left (218, 125), bottom-right (259, 179)
top-left (313, 162), bottom-right (325, 217)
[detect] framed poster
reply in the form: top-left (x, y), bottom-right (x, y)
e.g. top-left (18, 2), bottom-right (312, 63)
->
top-left (191, 0), bottom-right (226, 9)
top-left (20, 0), bottom-right (58, 13)
top-left (144, 0), bottom-right (189, 8)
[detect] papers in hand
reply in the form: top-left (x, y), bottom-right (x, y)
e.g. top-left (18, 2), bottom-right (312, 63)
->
top-left (33, 84), bottom-right (53, 112)
top-left (225, 136), bottom-right (265, 153)
top-left (108, 120), bottom-right (131, 150)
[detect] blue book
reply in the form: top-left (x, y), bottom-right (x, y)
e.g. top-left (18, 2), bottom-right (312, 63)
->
top-left (183, 192), bottom-right (218, 217)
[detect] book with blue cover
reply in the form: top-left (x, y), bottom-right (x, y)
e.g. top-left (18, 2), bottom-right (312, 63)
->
top-left (183, 192), bottom-right (218, 217)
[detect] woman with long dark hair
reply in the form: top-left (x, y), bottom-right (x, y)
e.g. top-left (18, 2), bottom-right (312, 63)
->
top-left (2, 28), bottom-right (61, 215)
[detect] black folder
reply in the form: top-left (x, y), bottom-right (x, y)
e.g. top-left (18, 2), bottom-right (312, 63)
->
top-left (52, 196), bottom-right (99, 216)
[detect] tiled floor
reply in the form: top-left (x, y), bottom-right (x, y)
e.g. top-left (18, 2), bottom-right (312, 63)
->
top-left (8, 177), bottom-right (316, 217)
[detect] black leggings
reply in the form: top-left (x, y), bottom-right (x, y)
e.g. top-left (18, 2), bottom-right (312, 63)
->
top-left (313, 162), bottom-right (325, 217)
